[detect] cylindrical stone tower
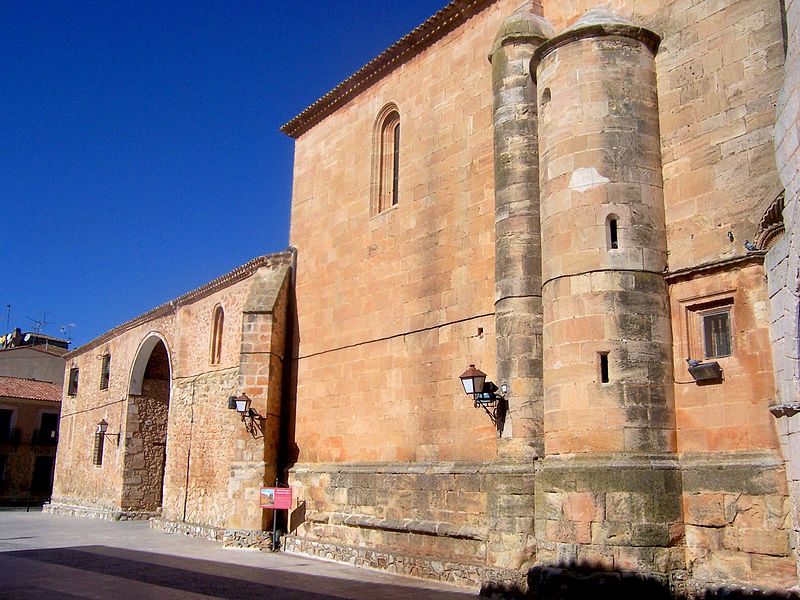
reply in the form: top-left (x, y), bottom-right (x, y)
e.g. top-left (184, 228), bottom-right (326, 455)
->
top-left (533, 8), bottom-right (674, 456)
top-left (490, 2), bottom-right (552, 459)
top-left (529, 9), bottom-right (683, 576)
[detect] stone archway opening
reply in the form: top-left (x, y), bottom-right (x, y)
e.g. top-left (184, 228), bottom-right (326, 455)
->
top-left (122, 334), bottom-right (171, 513)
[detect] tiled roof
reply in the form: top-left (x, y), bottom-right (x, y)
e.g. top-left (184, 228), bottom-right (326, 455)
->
top-left (0, 376), bottom-right (62, 402)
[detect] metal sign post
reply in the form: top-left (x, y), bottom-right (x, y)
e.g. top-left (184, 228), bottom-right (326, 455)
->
top-left (260, 479), bottom-right (292, 551)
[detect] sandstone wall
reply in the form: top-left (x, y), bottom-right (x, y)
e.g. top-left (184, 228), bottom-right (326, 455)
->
top-left (50, 256), bottom-right (292, 532)
top-left (288, 1), bottom-right (527, 466)
top-left (51, 316), bottom-right (177, 515)
top-left (287, 0), bottom-right (530, 582)
top-left (162, 369), bottom-right (240, 528)
top-left (285, 0), bottom-right (792, 590)
top-left (542, 0), bottom-right (785, 271)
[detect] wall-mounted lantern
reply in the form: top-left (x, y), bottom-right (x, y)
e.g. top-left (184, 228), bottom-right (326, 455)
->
top-left (228, 393), bottom-right (264, 437)
top-left (459, 365), bottom-right (507, 427)
top-left (686, 359), bottom-right (723, 382)
top-left (96, 419), bottom-right (120, 446)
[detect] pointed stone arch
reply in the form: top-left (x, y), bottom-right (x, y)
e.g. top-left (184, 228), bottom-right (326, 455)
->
top-left (122, 331), bottom-right (172, 513)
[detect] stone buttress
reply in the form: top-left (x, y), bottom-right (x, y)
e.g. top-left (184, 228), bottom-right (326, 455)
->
top-left (487, 1), bottom-right (552, 577)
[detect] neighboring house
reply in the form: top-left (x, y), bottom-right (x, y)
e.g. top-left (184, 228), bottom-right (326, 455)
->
top-left (0, 377), bottom-right (61, 504)
top-left (46, 0), bottom-right (800, 596)
top-left (0, 345), bottom-right (68, 387)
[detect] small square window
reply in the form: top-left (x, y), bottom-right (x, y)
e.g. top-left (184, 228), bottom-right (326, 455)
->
top-left (68, 368), bottom-right (79, 396)
top-left (702, 310), bottom-right (732, 359)
top-left (678, 293), bottom-right (735, 366)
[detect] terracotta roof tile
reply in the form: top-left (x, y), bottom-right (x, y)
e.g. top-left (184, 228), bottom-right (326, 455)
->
top-left (0, 376), bottom-right (62, 402)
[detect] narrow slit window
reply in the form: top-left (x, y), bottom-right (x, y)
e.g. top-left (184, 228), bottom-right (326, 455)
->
top-left (609, 219), bottom-right (618, 249)
top-left (600, 353), bottom-right (610, 383)
top-left (392, 123), bottom-right (400, 206)
top-left (210, 305), bottom-right (224, 365)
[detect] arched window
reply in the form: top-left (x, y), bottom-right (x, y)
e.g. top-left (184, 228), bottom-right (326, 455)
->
top-left (210, 305), bottom-right (224, 365)
top-left (371, 104), bottom-right (401, 215)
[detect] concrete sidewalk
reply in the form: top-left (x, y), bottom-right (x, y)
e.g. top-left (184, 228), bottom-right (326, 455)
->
top-left (0, 512), bottom-right (477, 599)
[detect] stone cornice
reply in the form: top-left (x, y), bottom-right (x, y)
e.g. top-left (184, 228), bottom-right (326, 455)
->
top-left (66, 251), bottom-right (293, 359)
top-left (664, 253), bottom-right (765, 282)
top-left (280, 0), bottom-right (497, 139)
top-left (530, 22), bottom-right (660, 82)
top-left (770, 401), bottom-right (800, 418)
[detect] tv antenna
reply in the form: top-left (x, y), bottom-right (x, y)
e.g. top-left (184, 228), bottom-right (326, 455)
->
top-left (4, 304), bottom-right (9, 331)
top-left (25, 311), bottom-right (52, 334)
top-left (59, 322), bottom-right (76, 342)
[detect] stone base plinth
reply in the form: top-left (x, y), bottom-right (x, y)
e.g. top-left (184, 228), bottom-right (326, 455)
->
top-left (283, 534), bottom-right (525, 591)
top-left (150, 517), bottom-right (273, 549)
top-left (44, 502), bottom-right (156, 521)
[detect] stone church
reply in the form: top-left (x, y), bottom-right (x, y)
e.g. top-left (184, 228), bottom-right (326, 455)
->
top-left (49, 0), bottom-right (800, 594)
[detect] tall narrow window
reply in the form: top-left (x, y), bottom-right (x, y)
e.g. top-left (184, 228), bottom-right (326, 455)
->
top-left (371, 103), bottom-right (401, 215)
top-left (600, 353), bottom-right (610, 383)
top-left (392, 122), bottom-right (400, 206)
top-left (210, 305), bottom-right (224, 365)
top-left (92, 432), bottom-right (104, 466)
top-left (607, 214), bottom-right (619, 250)
top-left (68, 367), bottom-right (79, 396)
top-left (100, 353), bottom-right (111, 390)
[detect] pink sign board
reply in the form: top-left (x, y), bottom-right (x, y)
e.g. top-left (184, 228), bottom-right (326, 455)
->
top-left (260, 487), bottom-right (292, 510)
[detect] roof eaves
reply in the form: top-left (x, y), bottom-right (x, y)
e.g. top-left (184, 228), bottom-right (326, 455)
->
top-left (65, 251), bottom-right (294, 359)
top-left (280, 0), bottom-right (497, 139)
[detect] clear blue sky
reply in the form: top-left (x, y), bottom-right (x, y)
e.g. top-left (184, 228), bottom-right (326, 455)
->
top-left (1, 1), bottom-right (446, 348)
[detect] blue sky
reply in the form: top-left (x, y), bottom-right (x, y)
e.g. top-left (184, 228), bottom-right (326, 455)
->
top-left (1, 1), bottom-right (446, 348)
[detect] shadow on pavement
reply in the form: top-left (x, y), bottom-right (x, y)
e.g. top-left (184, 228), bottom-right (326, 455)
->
top-left (1, 545), bottom-right (472, 600)
top-left (479, 563), bottom-right (798, 600)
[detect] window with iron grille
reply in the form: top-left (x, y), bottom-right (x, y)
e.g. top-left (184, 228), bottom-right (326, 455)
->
top-left (68, 367), bottom-right (79, 396)
top-left (702, 309), bottom-right (732, 359)
top-left (100, 353), bottom-right (111, 389)
top-left (92, 432), bottom-right (104, 466)
top-left (210, 305), bottom-right (224, 365)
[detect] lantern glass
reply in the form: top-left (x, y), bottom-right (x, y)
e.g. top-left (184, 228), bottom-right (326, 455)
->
top-left (234, 395), bottom-right (252, 414)
top-left (459, 365), bottom-right (486, 396)
top-left (96, 419), bottom-right (108, 434)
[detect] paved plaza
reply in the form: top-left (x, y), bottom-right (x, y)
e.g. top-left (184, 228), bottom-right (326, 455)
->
top-left (0, 512), bottom-right (475, 599)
